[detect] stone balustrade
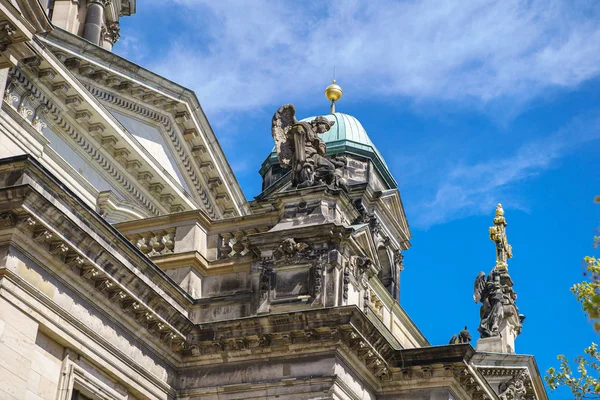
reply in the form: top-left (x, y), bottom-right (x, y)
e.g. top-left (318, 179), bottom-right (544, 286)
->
top-left (217, 226), bottom-right (270, 259)
top-left (128, 228), bottom-right (176, 257)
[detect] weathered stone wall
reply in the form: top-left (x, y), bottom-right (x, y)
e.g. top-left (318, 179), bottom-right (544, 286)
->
top-left (0, 245), bottom-right (177, 399)
top-left (177, 354), bottom-right (338, 399)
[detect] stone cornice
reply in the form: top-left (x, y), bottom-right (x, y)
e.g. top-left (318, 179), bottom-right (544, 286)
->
top-left (472, 352), bottom-right (547, 400)
top-left (0, 157), bottom-right (196, 342)
top-left (182, 306), bottom-right (395, 379)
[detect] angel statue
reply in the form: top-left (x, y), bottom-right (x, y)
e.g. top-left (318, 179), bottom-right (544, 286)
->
top-left (271, 104), bottom-right (348, 191)
top-left (473, 270), bottom-right (505, 338)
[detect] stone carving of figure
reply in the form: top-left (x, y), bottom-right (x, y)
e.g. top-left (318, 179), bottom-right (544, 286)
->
top-left (271, 104), bottom-right (348, 190)
top-left (449, 326), bottom-right (472, 344)
top-left (273, 238), bottom-right (309, 262)
top-left (498, 369), bottom-right (529, 400)
top-left (474, 270), bottom-right (505, 338)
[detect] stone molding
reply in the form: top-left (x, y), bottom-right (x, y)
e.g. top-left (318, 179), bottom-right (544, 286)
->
top-left (83, 84), bottom-right (220, 218)
top-left (42, 41), bottom-right (241, 218)
top-left (478, 367), bottom-right (537, 400)
top-left (182, 306), bottom-right (394, 380)
top-left (6, 65), bottom-right (196, 216)
top-left (0, 205), bottom-right (187, 350)
top-left (39, 32), bottom-right (249, 217)
top-left (0, 158), bottom-right (194, 348)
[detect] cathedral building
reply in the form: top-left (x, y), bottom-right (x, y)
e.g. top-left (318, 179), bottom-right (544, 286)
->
top-left (0, 1), bottom-right (547, 399)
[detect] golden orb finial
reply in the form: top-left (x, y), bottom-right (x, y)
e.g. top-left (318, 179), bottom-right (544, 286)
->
top-left (324, 79), bottom-right (343, 114)
top-left (495, 203), bottom-right (504, 216)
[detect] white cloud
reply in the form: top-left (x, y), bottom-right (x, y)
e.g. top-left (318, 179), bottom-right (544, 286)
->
top-left (140, 0), bottom-right (600, 116)
top-left (410, 114), bottom-right (600, 228)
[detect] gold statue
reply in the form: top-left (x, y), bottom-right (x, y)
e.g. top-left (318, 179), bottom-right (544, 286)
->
top-left (489, 203), bottom-right (512, 272)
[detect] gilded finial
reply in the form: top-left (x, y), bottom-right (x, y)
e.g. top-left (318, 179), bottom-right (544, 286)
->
top-left (324, 67), bottom-right (342, 114)
top-left (495, 203), bottom-right (504, 216)
top-left (489, 203), bottom-right (512, 272)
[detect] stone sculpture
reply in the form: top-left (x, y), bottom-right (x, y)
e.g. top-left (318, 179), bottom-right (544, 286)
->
top-left (498, 369), bottom-right (529, 400)
top-left (271, 104), bottom-right (348, 190)
top-left (449, 326), bottom-right (472, 344)
top-left (273, 238), bottom-right (310, 262)
top-left (473, 270), bottom-right (505, 338)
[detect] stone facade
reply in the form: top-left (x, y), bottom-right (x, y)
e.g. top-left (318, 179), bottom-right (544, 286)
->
top-left (0, 1), bottom-right (548, 399)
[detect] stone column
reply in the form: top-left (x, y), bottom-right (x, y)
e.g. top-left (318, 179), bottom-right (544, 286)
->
top-left (82, 0), bottom-right (108, 45)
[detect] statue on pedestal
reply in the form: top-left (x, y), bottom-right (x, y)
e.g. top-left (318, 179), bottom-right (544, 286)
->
top-left (271, 104), bottom-right (348, 191)
top-left (474, 270), bottom-right (505, 337)
top-left (473, 204), bottom-right (524, 353)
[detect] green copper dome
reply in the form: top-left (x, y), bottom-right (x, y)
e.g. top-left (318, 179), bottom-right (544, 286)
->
top-left (261, 112), bottom-right (396, 189)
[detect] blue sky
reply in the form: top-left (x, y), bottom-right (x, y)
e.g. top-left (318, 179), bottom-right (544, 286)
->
top-left (115, 1), bottom-right (600, 397)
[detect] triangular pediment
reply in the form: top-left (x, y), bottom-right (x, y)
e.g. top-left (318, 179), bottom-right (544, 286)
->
top-left (352, 224), bottom-right (380, 264)
top-left (17, 30), bottom-right (249, 219)
top-left (111, 109), bottom-right (190, 192)
top-left (378, 189), bottom-right (411, 240)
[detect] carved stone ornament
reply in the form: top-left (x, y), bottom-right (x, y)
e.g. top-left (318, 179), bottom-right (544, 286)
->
top-left (0, 22), bottom-right (15, 52)
top-left (449, 326), bottom-right (472, 344)
top-left (498, 369), bottom-right (529, 400)
top-left (273, 238), bottom-right (310, 262)
top-left (271, 104), bottom-right (349, 191)
top-left (0, 212), bottom-right (14, 227)
top-left (342, 267), bottom-right (350, 300)
top-left (102, 22), bottom-right (120, 44)
top-left (312, 256), bottom-right (325, 303)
